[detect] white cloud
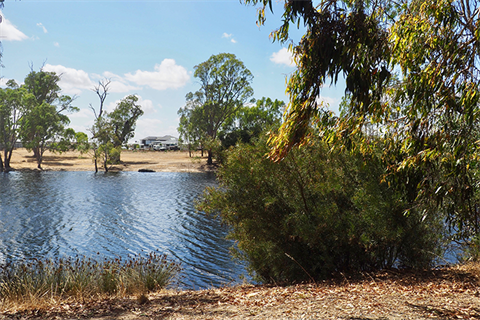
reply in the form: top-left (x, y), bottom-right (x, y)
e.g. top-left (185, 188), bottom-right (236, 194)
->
top-left (36, 22), bottom-right (47, 33)
top-left (104, 100), bottom-right (119, 114)
top-left (100, 71), bottom-right (139, 93)
top-left (109, 81), bottom-right (139, 93)
top-left (43, 64), bottom-right (94, 95)
top-left (38, 61), bottom-right (188, 96)
top-left (54, 42), bottom-right (59, 47)
top-left (0, 78), bottom-right (10, 87)
top-left (222, 32), bottom-right (236, 43)
top-left (270, 47), bottom-right (295, 67)
top-left (124, 59), bottom-right (189, 90)
top-left (102, 71), bottom-right (124, 82)
top-left (69, 107), bottom-right (94, 120)
top-left (103, 94), bottom-right (154, 115)
top-left (132, 117), bottom-right (164, 142)
top-left (165, 124), bottom-right (179, 137)
top-left (67, 123), bottom-right (94, 137)
top-left (136, 96), bottom-right (155, 114)
top-left (0, 14), bottom-right (28, 41)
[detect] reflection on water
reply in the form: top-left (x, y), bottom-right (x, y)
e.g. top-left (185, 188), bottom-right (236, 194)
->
top-left (0, 171), bottom-right (245, 289)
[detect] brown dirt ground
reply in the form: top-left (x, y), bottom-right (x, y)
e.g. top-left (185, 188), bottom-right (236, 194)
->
top-left (6, 148), bottom-right (214, 172)
top-left (1, 266), bottom-right (480, 319)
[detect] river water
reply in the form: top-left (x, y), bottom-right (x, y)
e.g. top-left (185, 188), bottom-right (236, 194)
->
top-left (0, 171), bottom-right (245, 289)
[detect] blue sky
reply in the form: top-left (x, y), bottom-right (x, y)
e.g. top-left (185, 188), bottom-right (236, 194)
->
top-left (0, 0), bottom-right (343, 143)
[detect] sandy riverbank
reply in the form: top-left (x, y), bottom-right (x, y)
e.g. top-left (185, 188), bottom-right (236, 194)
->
top-left (5, 148), bottom-right (214, 172)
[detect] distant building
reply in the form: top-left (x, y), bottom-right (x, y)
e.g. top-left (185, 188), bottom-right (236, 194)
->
top-left (140, 135), bottom-right (179, 150)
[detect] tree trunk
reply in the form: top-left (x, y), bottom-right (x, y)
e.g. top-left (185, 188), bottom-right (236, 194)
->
top-left (92, 147), bottom-right (99, 173)
top-left (5, 136), bottom-right (17, 171)
top-left (37, 154), bottom-right (43, 170)
top-left (2, 149), bottom-right (7, 171)
top-left (33, 147), bottom-right (39, 159)
top-left (207, 149), bottom-right (213, 165)
top-left (103, 150), bottom-right (108, 172)
top-left (5, 139), bottom-right (17, 171)
top-left (5, 149), bottom-right (12, 171)
top-left (35, 146), bottom-right (43, 170)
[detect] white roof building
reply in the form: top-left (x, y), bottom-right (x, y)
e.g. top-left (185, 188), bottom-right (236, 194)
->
top-left (140, 135), bottom-right (178, 146)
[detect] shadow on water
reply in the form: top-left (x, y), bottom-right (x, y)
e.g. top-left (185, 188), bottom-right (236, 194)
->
top-left (0, 171), bottom-right (246, 289)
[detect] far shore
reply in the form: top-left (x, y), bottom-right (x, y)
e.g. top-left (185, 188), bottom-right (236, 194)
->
top-left (4, 148), bottom-right (215, 173)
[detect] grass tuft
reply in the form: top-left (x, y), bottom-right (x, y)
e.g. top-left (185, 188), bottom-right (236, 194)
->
top-left (0, 250), bottom-right (180, 310)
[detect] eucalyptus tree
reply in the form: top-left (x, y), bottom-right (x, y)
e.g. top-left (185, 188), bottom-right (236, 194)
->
top-left (108, 94), bottom-right (143, 150)
top-left (388, 0), bottom-right (480, 239)
top-left (106, 94), bottom-right (143, 164)
top-left (178, 104), bottom-right (205, 157)
top-left (91, 114), bottom-right (114, 172)
top-left (219, 97), bottom-right (284, 149)
top-left (244, 0), bottom-right (480, 242)
top-left (0, 80), bottom-right (31, 172)
top-left (19, 69), bottom-right (77, 169)
top-left (181, 53), bottom-right (254, 165)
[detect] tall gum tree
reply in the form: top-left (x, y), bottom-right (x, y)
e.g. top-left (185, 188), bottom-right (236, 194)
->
top-left (244, 0), bottom-right (480, 242)
top-left (0, 80), bottom-right (31, 172)
top-left (108, 94), bottom-right (144, 150)
top-left (181, 53), bottom-right (254, 165)
top-left (20, 69), bottom-right (77, 169)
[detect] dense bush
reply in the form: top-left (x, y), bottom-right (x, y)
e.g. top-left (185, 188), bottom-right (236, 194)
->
top-left (198, 135), bottom-right (443, 283)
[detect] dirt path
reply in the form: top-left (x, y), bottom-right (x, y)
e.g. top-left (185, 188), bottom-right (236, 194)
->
top-left (1, 266), bottom-right (479, 319)
top-left (6, 148), bottom-right (213, 172)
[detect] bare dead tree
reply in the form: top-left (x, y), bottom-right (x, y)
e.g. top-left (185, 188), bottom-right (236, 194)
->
top-left (90, 78), bottom-right (111, 120)
top-left (90, 78), bottom-right (111, 172)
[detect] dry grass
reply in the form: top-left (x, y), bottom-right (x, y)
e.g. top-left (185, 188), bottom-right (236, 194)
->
top-left (0, 251), bottom-right (180, 314)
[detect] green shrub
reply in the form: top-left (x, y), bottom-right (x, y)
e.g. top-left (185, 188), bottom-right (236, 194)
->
top-left (198, 135), bottom-right (443, 283)
top-left (108, 146), bottom-right (122, 164)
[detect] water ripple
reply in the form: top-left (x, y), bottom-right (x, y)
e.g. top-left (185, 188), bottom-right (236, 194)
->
top-left (0, 171), bottom-right (245, 289)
